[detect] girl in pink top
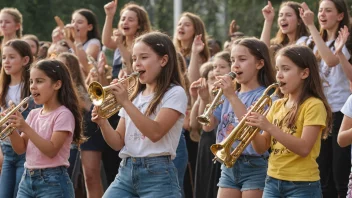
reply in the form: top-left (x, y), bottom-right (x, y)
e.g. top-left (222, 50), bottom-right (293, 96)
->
top-left (8, 59), bottom-right (84, 198)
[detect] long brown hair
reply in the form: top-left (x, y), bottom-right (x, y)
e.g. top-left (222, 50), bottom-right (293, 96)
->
top-left (276, 45), bottom-right (332, 138)
top-left (31, 59), bottom-right (85, 144)
top-left (308, 0), bottom-right (351, 60)
top-left (0, 39), bottom-right (33, 108)
top-left (271, 2), bottom-right (309, 46)
top-left (130, 32), bottom-right (184, 116)
top-left (57, 53), bottom-right (89, 111)
top-left (319, 0), bottom-right (350, 42)
top-left (200, 62), bottom-right (214, 79)
top-left (119, 3), bottom-right (152, 46)
top-left (22, 34), bottom-right (40, 57)
top-left (214, 51), bottom-right (231, 66)
top-left (73, 9), bottom-right (101, 42)
top-left (177, 52), bottom-right (190, 103)
top-left (57, 53), bottom-right (87, 94)
top-left (173, 12), bottom-right (210, 62)
top-left (233, 38), bottom-right (276, 88)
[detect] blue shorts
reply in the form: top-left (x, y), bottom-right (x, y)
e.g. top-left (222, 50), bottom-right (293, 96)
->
top-left (103, 156), bottom-right (181, 198)
top-left (263, 176), bottom-right (322, 198)
top-left (218, 155), bottom-right (267, 191)
top-left (17, 166), bottom-right (74, 198)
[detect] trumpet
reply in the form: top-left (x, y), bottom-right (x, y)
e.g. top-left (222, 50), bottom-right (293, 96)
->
top-left (197, 72), bottom-right (236, 126)
top-left (0, 96), bottom-right (32, 140)
top-left (210, 83), bottom-right (279, 168)
top-left (88, 72), bottom-right (140, 119)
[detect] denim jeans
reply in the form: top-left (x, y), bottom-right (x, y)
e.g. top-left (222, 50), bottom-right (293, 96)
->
top-left (218, 155), bottom-right (267, 191)
top-left (263, 176), bottom-right (322, 198)
top-left (17, 166), bottom-right (74, 198)
top-left (103, 156), bottom-right (181, 198)
top-left (0, 143), bottom-right (25, 198)
top-left (172, 132), bottom-right (188, 197)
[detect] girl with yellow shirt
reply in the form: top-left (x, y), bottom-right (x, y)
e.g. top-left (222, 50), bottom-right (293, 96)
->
top-left (247, 45), bottom-right (332, 198)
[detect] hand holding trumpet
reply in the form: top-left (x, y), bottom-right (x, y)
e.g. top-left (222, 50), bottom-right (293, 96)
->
top-left (8, 111), bottom-right (28, 133)
top-left (245, 112), bottom-right (272, 132)
top-left (109, 78), bottom-right (130, 106)
top-left (213, 74), bottom-right (237, 100)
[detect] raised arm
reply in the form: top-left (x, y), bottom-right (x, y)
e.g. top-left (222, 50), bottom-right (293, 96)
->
top-left (300, 2), bottom-right (339, 67)
top-left (334, 26), bottom-right (352, 81)
top-left (102, 1), bottom-right (119, 50)
top-left (188, 35), bottom-right (206, 84)
top-left (260, 1), bottom-right (275, 48)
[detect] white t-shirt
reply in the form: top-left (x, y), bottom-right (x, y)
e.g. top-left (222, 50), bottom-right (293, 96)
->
top-left (83, 38), bottom-right (101, 51)
top-left (118, 85), bottom-right (188, 159)
top-left (307, 37), bottom-right (351, 112)
top-left (341, 95), bottom-right (352, 118)
top-left (6, 83), bottom-right (22, 107)
top-left (296, 36), bottom-right (309, 45)
top-left (341, 95), bottom-right (352, 170)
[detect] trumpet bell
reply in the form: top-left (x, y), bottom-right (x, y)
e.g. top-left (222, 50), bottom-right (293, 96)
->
top-left (88, 81), bottom-right (120, 119)
top-left (88, 81), bottom-right (106, 106)
top-left (210, 144), bottom-right (225, 162)
top-left (210, 142), bottom-right (239, 168)
top-left (88, 72), bottom-right (139, 119)
top-left (197, 115), bottom-right (210, 126)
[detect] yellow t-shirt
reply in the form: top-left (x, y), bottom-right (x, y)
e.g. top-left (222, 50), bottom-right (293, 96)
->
top-left (267, 97), bottom-right (327, 181)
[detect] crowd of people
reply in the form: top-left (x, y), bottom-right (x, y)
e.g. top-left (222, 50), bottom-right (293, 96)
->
top-left (0, 0), bottom-right (352, 197)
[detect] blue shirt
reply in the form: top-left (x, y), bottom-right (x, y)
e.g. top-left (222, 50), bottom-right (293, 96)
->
top-left (112, 48), bottom-right (122, 79)
top-left (214, 86), bottom-right (269, 157)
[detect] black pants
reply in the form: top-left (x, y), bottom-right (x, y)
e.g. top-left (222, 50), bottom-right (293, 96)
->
top-left (317, 111), bottom-right (351, 198)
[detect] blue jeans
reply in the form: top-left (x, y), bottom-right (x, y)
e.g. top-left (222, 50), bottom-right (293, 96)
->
top-left (218, 155), bottom-right (267, 191)
top-left (103, 156), bottom-right (181, 198)
top-left (0, 143), bottom-right (25, 198)
top-left (263, 176), bottom-right (322, 198)
top-left (17, 166), bottom-right (74, 198)
top-left (172, 132), bottom-right (188, 197)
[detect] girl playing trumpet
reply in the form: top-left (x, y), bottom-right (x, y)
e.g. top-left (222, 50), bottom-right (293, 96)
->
top-left (248, 45), bottom-right (332, 197)
top-left (199, 38), bottom-right (276, 198)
